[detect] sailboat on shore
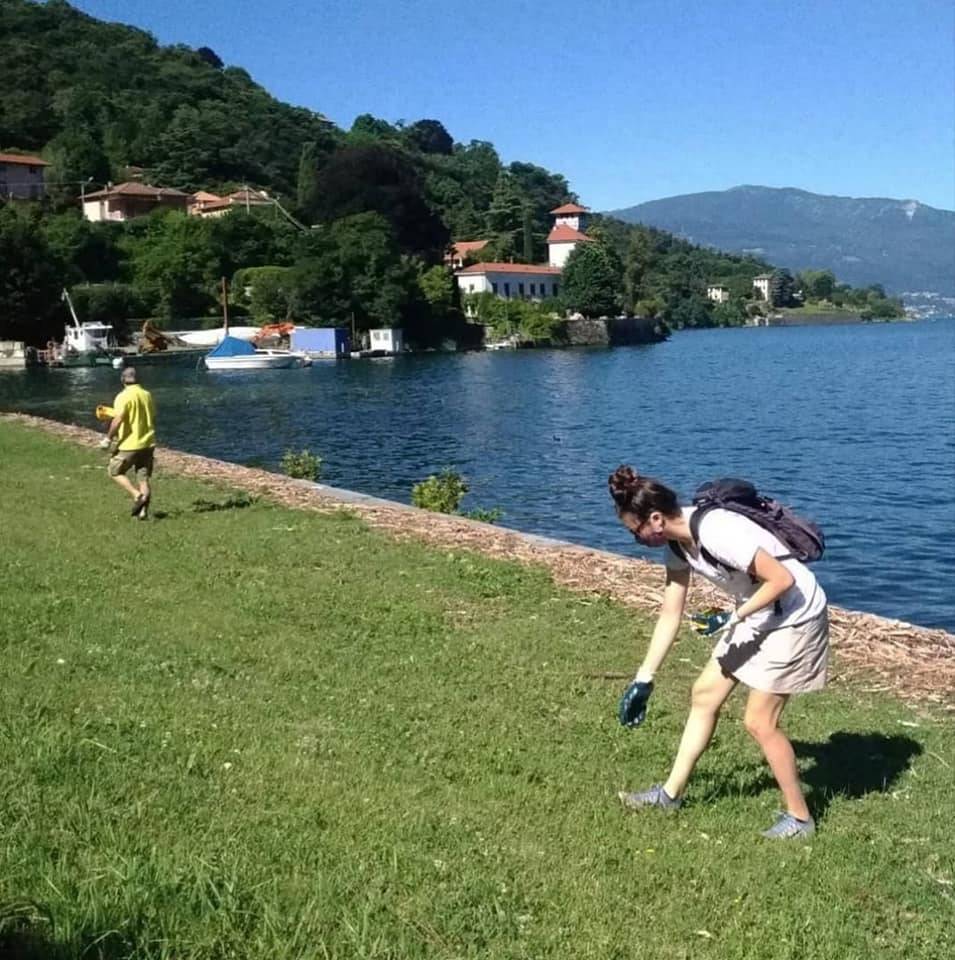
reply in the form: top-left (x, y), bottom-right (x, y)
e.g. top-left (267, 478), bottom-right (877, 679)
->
top-left (202, 278), bottom-right (309, 371)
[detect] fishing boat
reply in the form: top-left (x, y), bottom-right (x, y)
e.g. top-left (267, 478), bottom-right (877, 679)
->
top-left (203, 335), bottom-right (308, 371)
top-left (57, 290), bottom-right (122, 367)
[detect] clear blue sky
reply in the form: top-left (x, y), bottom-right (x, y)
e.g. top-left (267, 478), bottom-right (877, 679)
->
top-left (72, 0), bottom-right (955, 211)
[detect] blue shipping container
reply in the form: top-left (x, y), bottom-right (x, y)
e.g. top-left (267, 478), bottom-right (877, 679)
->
top-left (291, 327), bottom-right (351, 357)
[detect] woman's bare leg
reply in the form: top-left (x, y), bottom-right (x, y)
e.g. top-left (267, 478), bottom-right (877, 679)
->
top-left (663, 659), bottom-right (738, 799)
top-left (743, 690), bottom-right (809, 820)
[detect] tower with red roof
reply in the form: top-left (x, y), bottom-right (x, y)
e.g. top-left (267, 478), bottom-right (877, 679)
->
top-left (546, 203), bottom-right (594, 268)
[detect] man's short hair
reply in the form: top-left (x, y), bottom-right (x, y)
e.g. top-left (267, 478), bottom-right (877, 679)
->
top-left (120, 366), bottom-right (137, 384)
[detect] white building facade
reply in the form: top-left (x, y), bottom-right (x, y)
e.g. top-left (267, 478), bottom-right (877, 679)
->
top-left (455, 264), bottom-right (562, 301)
top-left (707, 285), bottom-right (730, 303)
top-left (753, 274), bottom-right (772, 300)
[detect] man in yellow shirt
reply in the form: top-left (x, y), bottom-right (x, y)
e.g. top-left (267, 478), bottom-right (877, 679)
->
top-left (100, 367), bottom-right (157, 519)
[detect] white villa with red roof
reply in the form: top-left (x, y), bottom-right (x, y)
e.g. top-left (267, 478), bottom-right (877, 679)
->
top-left (454, 202), bottom-right (594, 302)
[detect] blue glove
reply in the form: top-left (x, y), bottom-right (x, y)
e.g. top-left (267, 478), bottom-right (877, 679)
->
top-left (618, 679), bottom-right (654, 727)
top-left (689, 608), bottom-right (732, 636)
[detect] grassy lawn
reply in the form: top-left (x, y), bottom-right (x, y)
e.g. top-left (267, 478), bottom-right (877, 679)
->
top-left (1, 420), bottom-right (952, 959)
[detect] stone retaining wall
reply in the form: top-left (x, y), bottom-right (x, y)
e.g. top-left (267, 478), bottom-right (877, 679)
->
top-left (563, 316), bottom-right (666, 346)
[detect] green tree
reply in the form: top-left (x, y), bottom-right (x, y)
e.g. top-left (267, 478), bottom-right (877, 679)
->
top-left (521, 204), bottom-right (535, 263)
top-left (418, 265), bottom-right (455, 318)
top-left (349, 113), bottom-right (399, 141)
top-left (232, 266), bottom-right (294, 322)
top-left (712, 298), bottom-right (748, 327)
top-left (634, 296), bottom-right (665, 318)
top-left (123, 211), bottom-right (219, 319)
top-left (623, 228), bottom-right (655, 308)
top-left (296, 141), bottom-right (321, 214)
top-left (561, 241), bottom-right (623, 317)
top-left (798, 269), bottom-right (836, 300)
top-left (508, 161), bottom-right (573, 261)
top-left (290, 213), bottom-right (419, 332)
top-left (44, 124), bottom-right (111, 206)
top-left (403, 119), bottom-right (453, 155)
top-left (484, 172), bottom-right (525, 255)
top-left (0, 205), bottom-right (67, 344)
top-left (668, 294), bottom-right (713, 328)
top-left (770, 268), bottom-right (797, 307)
top-left (42, 212), bottom-right (123, 284)
top-left (307, 144), bottom-right (449, 261)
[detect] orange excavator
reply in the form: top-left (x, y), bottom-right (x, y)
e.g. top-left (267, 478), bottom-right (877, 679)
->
top-left (139, 320), bottom-right (177, 353)
top-left (252, 322), bottom-right (295, 346)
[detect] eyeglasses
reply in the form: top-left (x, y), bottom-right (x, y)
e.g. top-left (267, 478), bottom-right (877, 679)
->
top-left (631, 518), bottom-right (652, 541)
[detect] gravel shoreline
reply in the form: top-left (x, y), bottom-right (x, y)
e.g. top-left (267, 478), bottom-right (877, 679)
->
top-left (6, 411), bottom-right (952, 713)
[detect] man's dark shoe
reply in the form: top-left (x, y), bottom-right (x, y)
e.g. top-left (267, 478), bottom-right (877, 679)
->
top-left (131, 493), bottom-right (149, 517)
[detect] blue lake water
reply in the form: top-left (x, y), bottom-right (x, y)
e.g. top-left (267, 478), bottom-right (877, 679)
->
top-left (2, 320), bottom-right (954, 631)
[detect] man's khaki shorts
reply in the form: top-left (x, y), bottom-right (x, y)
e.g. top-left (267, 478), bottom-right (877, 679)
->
top-left (108, 447), bottom-right (155, 479)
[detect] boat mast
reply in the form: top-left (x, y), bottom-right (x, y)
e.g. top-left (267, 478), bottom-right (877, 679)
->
top-left (221, 277), bottom-right (230, 336)
top-left (61, 288), bottom-right (81, 328)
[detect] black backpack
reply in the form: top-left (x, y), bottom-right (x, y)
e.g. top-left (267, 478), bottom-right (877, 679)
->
top-left (670, 478), bottom-right (825, 572)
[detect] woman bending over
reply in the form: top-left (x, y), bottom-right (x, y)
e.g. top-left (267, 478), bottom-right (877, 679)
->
top-left (609, 466), bottom-right (829, 839)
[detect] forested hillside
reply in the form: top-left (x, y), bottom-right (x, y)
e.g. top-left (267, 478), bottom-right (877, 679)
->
top-left (0, 0), bottom-right (901, 347)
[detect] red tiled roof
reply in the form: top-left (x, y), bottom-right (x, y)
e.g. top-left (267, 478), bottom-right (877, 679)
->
top-left (194, 199), bottom-right (235, 212)
top-left (83, 181), bottom-right (189, 200)
top-left (455, 262), bottom-right (562, 276)
top-left (451, 240), bottom-right (488, 255)
top-left (0, 152), bottom-right (49, 166)
top-left (546, 225), bottom-right (594, 244)
top-left (550, 202), bottom-right (589, 214)
top-left (191, 190), bottom-right (224, 203)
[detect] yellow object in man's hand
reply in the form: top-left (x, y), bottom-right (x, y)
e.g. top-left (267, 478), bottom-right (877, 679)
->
top-left (95, 404), bottom-right (116, 422)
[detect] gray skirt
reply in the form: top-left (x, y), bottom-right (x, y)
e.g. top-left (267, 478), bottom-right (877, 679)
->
top-left (713, 607), bottom-right (830, 694)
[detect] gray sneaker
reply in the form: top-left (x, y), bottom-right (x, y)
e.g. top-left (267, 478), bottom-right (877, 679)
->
top-left (618, 783), bottom-right (682, 812)
top-left (761, 811), bottom-right (815, 839)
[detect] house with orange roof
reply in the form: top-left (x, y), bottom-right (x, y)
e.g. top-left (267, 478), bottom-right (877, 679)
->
top-left (81, 181), bottom-right (189, 222)
top-left (188, 190), bottom-right (225, 216)
top-left (193, 187), bottom-right (272, 217)
top-left (0, 152), bottom-right (49, 200)
top-left (445, 240), bottom-right (489, 269)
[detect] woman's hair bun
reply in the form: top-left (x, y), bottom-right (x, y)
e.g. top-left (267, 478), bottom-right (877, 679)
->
top-left (608, 465), bottom-right (679, 518)
top-left (608, 465), bottom-right (640, 506)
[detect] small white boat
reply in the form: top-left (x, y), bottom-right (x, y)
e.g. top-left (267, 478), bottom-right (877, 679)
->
top-left (205, 351), bottom-right (307, 371)
top-left (203, 336), bottom-right (308, 371)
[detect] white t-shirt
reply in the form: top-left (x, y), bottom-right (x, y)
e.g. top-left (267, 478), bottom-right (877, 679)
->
top-left (665, 507), bottom-right (827, 631)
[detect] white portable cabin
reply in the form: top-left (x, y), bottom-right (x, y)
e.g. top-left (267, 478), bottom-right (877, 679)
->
top-left (368, 328), bottom-right (404, 354)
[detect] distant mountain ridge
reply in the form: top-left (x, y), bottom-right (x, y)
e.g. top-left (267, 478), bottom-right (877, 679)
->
top-left (610, 185), bottom-right (955, 295)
